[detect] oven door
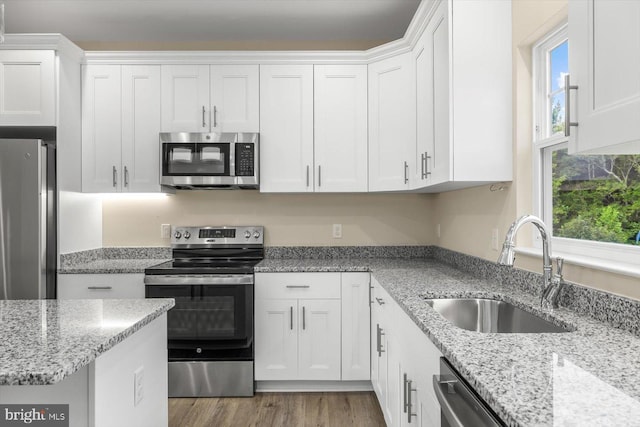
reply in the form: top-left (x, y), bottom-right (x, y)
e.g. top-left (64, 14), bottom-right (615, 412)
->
top-left (145, 275), bottom-right (253, 360)
top-left (161, 142), bottom-right (235, 186)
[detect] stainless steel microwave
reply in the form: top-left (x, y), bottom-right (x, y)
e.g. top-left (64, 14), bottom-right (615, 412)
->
top-left (160, 132), bottom-right (259, 189)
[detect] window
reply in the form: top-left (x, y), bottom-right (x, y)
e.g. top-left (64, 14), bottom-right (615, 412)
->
top-left (533, 25), bottom-right (640, 265)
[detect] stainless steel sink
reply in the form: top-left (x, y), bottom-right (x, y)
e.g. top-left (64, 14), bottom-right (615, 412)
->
top-left (425, 298), bottom-right (572, 333)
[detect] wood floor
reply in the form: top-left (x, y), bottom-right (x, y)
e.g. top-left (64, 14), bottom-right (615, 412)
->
top-left (169, 392), bottom-right (386, 427)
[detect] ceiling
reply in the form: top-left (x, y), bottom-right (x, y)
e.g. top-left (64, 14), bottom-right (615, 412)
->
top-left (2, 1), bottom-right (422, 49)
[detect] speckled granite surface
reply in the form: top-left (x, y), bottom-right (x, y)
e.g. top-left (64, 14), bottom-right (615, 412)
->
top-left (0, 298), bottom-right (174, 385)
top-left (59, 247), bottom-right (171, 274)
top-left (264, 245), bottom-right (432, 259)
top-left (257, 257), bottom-right (640, 426)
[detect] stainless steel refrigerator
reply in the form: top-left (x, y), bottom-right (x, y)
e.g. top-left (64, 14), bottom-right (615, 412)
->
top-left (0, 126), bottom-right (57, 300)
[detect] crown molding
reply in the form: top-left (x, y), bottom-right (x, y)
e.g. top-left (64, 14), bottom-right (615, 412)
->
top-left (0, 34), bottom-right (84, 62)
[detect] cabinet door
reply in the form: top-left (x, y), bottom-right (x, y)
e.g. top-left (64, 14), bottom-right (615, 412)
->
top-left (414, 2), bottom-right (450, 188)
top-left (297, 299), bottom-right (341, 380)
top-left (255, 298), bottom-right (299, 380)
top-left (210, 65), bottom-right (259, 132)
top-left (57, 274), bottom-right (145, 299)
top-left (259, 65), bottom-right (314, 192)
top-left (160, 65), bottom-right (210, 132)
top-left (121, 65), bottom-right (162, 192)
top-left (368, 53), bottom-right (415, 191)
top-left (82, 65), bottom-right (123, 193)
top-left (569, 0), bottom-right (640, 154)
top-left (0, 50), bottom-right (55, 126)
top-left (341, 272), bottom-right (371, 380)
top-left (314, 65), bottom-right (368, 192)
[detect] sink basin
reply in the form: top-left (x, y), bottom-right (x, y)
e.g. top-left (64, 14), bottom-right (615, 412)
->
top-left (425, 298), bottom-right (571, 333)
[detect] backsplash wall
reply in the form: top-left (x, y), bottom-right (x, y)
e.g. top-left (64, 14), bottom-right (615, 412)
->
top-left (102, 191), bottom-right (435, 247)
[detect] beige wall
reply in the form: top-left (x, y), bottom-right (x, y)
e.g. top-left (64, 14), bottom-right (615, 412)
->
top-left (102, 192), bottom-right (435, 247)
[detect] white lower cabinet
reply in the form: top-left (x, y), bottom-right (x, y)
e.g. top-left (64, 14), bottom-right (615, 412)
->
top-left (255, 272), bottom-right (370, 383)
top-left (57, 273), bottom-right (145, 299)
top-left (371, 277), bottom-right (443, 427)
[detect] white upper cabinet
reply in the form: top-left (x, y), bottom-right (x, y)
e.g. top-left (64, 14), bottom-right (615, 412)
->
top-left (161, 64), bottom-right (258, 133)
top-left (161, 65), bottom-right (210, 132)
top-left (0, 50), bottom-right (55, 126)
top-left (82, 65), bottom-right (123, 192)
top-left (569, 0), bottom-right (640, 154)
top-left (259, 64), bottom-right (314, 192)
top-left (413, 0), bottom-right (512, 192)
top-left (210, 65), bottom-right (259, 132)
top-left (414, 1), bottom-right (450, 187)
top-left (314, 65), bottom-right (368, 192)
top-left (368, 52), bottom-right (415, 192)
top-left (121, 66), bottom-right (162, 192)
top-left (82, 64), bottom-right (162, 193)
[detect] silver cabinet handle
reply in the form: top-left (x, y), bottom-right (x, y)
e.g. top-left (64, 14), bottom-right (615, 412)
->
top-left (302, 306), bottom-right (306, 330)
top-left (370, 285), bottom-right (374, 305)
top-left (286, 285), bottom-right (310, 289)
top-left (404, 161), bottom-right (409, 184)
top-left (564, 74), bottom-right (579, 137)
top-left (88, 286), bottom-right (112, 290)
top-left (124, 166), bottom-right (129, 187)
top-left (376, 297), bottom-right (385, 305)
top-left (423, 152), bottom-right (431, 179)
top-left (376, 324), bottom-right (385, 357)
top-left (112, 166), bottom-right (117, 187)
top-left (403, 373), bottom-right (409, 413)
top-left (318, 165), bottom-right (321, 187)
top-left (213, 105), bottom-right (218, 128)
top-left (407, 378), bottom-right (416, 423)
top-left (290, 306), bottom-right (293, 330)
top-left (306, 165), bottom-right (310, 187)
top-left (202, 105), bottom-right (206, 128)
top-left (421, 153), bottom-right (425, 180)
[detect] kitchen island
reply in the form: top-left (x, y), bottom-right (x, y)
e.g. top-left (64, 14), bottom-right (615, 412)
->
top-left (0, 298), bottom-right (174, 427)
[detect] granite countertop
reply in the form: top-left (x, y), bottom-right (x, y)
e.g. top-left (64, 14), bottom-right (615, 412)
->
top-left (0, 298), bottom-right (174, 385)
top-left (58, 258), bottom-right (168, 274)
top-left (256, 257), bottom-right (640, 426)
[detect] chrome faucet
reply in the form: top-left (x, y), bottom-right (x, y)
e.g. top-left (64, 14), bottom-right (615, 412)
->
top-left (498, 215), bottom-right (564, 309)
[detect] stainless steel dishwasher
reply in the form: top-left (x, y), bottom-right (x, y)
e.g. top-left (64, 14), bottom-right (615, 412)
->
top-left (433, 358), bottom-right (504, 427)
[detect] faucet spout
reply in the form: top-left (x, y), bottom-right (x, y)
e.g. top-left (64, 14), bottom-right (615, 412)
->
top-left (498, 215), bottom-right (560, 309)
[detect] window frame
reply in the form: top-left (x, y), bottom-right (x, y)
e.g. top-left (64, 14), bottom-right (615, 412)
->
top-left (531, 22), bottom-right (640, 269)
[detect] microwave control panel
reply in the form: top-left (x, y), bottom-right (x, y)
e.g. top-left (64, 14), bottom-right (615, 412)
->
top-left (235, 144), bottom-right (255, 176)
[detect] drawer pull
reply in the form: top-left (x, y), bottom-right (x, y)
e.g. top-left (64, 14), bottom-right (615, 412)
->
top-left (87, 286), bottom-right (112, 290)
top-left (286, 285), bottom-right (310, 289)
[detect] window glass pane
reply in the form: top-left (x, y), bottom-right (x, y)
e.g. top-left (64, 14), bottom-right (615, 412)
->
top-left (550, 40), bottom-right (568, 92)
top-left (550, 92), bottom-right (565, 136)
top-left (552, 148), bottom-right (640, 245)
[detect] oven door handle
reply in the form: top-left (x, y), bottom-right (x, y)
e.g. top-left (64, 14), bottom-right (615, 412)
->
top-left (144, 275), bottom-right (254, 286)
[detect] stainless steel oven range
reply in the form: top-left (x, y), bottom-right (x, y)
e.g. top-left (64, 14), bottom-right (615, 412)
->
top-left (144, 225), bottom-right (264, 397)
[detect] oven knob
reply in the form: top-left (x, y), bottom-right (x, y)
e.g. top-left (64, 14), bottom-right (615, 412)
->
top-left (196, 347), bottom-right (202, 354)
top-left (254, 231), bottom-right (261, 239)
top-left (184, 231), bottom-right (191, 239)
top-left (244, 230), bottom-right (251, 239)
top-left (174, 231), bottom-right (182, 239)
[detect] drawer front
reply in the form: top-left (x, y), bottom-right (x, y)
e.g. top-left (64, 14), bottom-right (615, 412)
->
top-left (57, 273), bottom-right (145, 299)
top-left (255, 273), bottom-right (341, 299)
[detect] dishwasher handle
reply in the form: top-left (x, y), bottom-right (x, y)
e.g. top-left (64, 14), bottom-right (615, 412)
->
top-left (433, 358), bottom-right (503, 427)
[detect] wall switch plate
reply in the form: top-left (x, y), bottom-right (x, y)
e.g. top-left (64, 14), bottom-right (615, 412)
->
top-left (491, 228), bottom-right (499, 251)
top-left (134, 366), bottom-right (144, 406)
top-left (436, 224), bottom-right (441, 239)
top-left (332, 224), bottom-right (342, 239)
top-left (161, 224), bottom-right (171, 239)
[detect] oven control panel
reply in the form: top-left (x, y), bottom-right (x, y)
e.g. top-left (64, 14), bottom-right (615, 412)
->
top-left (171, 226), bottom-right (264, 245)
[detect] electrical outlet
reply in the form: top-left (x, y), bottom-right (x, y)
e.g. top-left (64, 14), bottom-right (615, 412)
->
top-left (436, 224), bottom-right (441, 239)
top-left (332, 224), bottom-right (342, 239)
top-left (161, 224), bottom-right (171, 239)
top-left (134, 366), bottom-right (144, 406)
top-left (491, 228), bottom-right (499, 251)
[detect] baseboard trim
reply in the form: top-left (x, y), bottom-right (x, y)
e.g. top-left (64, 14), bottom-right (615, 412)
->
top-left (256, 380), bottom-right (373, 392)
